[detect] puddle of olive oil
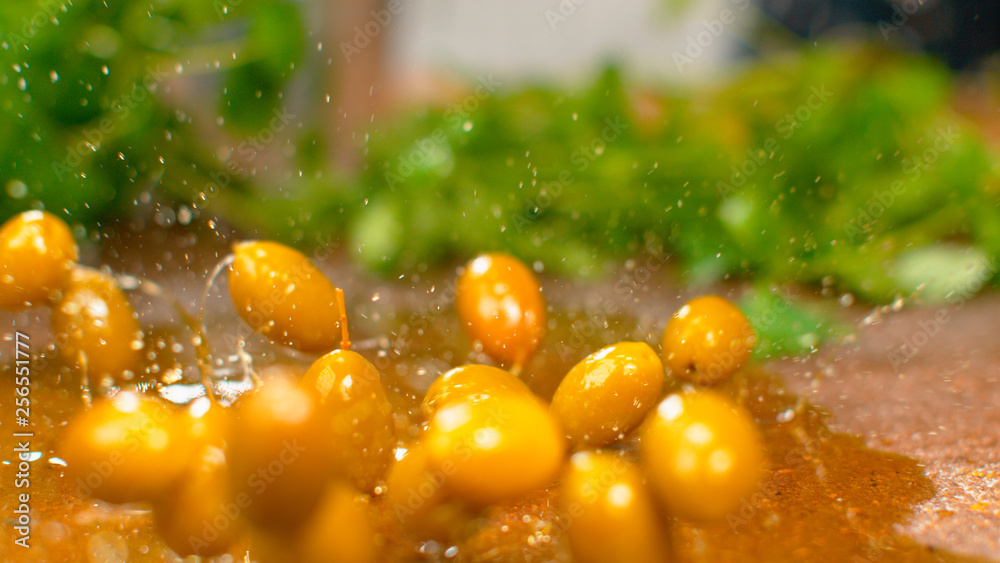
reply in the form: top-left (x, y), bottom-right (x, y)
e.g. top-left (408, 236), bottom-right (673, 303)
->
top-left (0, 308), bottom-right (984, 562)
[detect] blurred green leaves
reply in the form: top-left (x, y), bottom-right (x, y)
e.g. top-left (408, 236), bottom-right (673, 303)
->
top-left (0, 0), bottom-right (305, 222)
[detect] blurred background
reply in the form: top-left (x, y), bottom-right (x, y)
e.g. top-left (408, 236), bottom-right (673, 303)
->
top-left (2, 0), bottom-right (999, 311)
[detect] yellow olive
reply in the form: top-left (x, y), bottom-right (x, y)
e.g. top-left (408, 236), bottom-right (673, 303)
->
top-left (0, 210), bottom-right (78, 309)
top-left (422, 364), bottom-right (534, 419)
top-left (302, 349), bottom-right (395, 493)
top-left (456, 253), bottom-right (546, 367)
top-left (559, 451), bottom-right (668, 563)
top-left (661, 295), bottom-right (755, 385)
top-left (424, 393), bottom-right (565, 505)
top-left (385, 442), bottom-right (470, 540)
top-left (154, 444), bottom-right (245, 557)
top-left (52, 267), bottom-right (143, 383)
top-left (641, 391), bottom-right (764, 521)
top-left (550, 342), bottom-right (664, 448)
top-left (297, 484), bottom-right (379, 563)
top-left (59, 391), bottom-right (188, 504)
top-left (229, 241), bottom-right (343, 353)
top-left (227, 375), bottom-right (334, 532)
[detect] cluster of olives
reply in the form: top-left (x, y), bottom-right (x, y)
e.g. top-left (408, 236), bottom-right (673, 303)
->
top-left (1, 209), bottom-right (766, 562)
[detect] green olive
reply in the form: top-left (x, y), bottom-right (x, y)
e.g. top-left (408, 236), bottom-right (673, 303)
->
top-left (559, 451), bottom-right (668, 563)
top-left (51, 267), bottom-right (143, 384)
top-left (227, 374), bottom-right (334, 532)
top-left (456, 253), bottom-right (546, 367)
top-left (422, 364), bottom-right (534, 419)
top-left (641, 391), bottom-right (764, 521)
top-left (0, 210), bottom-right (78, 309)
top-left (550, 342), bottom-right (664, 448)
top-left (424, 393), bottom-right (565, 505)
top-left (229, 241), bottom-right (343, 353)
top-left (301, 349), bottom-right (395, 493)
top-left (661, 295), bottom-right (755, 385)
top-left (59, 391), bottom-right (188, 504)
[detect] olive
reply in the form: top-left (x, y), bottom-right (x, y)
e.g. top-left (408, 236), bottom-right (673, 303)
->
top-left (297, 484), bottom-right (380, 563)
top-left (424, 393), bottom-right (565, 505)
top-left (641, 391), bottom-right (764, 521)
top-left (154, 398), bottom-right (239, 557)
top-left (301, 349), bottom-right (395, 493)
top-left (385, 442), bottom-right (470, 540)
top-left (227, 374), bottom-right (334, 532)
top-left (422, 364), bottom-right (534, 419)
top-left (0, 210), bottom-right (78, 309)
top-left (59, 391), bottom-right (188, 504)
top-left (661, 295), bottom-right (755, 385)
top-left (154, 444), bottom-right (244, 557)
top-left (229, 241), bottom-right (343, 353)
top-left (550, 342), bottom-right (664, 448)
top-left (559, 451), bottom-right (668, 563)
top-left (455, 253), bottom-right (546, 368)
top-left (51, 267), bottom-right (143, 384)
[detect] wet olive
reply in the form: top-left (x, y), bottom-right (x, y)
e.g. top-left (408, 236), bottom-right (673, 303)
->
top-left (641, 391), bottom-right (764, 521)
top-left (0, 210), bottom-right (78, 309)
top-left (59, 391), bottom-right (188, 504)
top-left (550, 342), bottom-right (664, 448)
top-left (424, 393), bottom-right (565, 505)
top-left (385, 442), bottom-right (471, 540)
top-left (661, 295), bottom-right (755, 385)
top-left (297, 484), bottom-right (380, 563)
top-left (227, 374), bottom-right (334, 532)
top-left (229, 241), bottom-right (343, 353)
top-left (301, 349), bottom-right (395, 493)
top-left (153, 443), bottom-right (244, 557)
top-left (422, 364), bottom-right (534, 419)
top-left (559, 451), bottom-right (668, 563)
top-left (51, 267), bottom-right (143, 384)
top-left (455, 253), bottom-right (546, 368)
top-left (154, 399), bottom-right (243, 557)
